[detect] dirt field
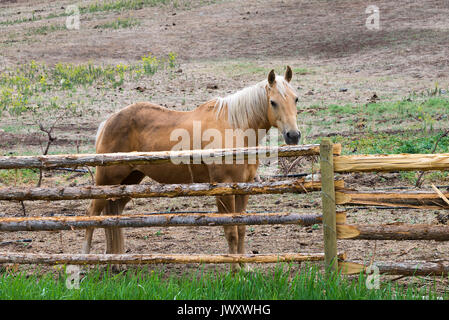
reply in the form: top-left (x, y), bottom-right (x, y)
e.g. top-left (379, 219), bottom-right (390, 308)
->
top-left (1, 0), bottom-right (449, 287)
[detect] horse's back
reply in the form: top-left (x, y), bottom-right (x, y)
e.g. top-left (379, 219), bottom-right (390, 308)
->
top-left (96, 102), bottom-right (182, 153)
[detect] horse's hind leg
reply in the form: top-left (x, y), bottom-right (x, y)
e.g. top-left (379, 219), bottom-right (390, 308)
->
top-left (104, 199), bottom-right (125, 254)
top-left (104, 170), bottom-right (145, 254)
top-left (83, 167), bottom-right (142, 254)
top-left (82, 199), bottom-right (107, 254)
top-left (104, 197), bottom-right (132, 254)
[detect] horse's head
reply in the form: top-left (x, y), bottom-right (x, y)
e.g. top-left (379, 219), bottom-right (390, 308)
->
top-left (266, 66), bottom-right (301, 145)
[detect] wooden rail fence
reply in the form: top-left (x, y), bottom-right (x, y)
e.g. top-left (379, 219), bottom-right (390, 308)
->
top-left (2, 141), bottom-right (449, 276)
top-left (0, 144), bottom-right (340, 266)
top-left (320, 139), bottom-right (449, 276)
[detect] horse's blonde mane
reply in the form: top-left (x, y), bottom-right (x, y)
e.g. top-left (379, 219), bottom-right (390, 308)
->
top-left (214, 75), bottom-right (295, 129)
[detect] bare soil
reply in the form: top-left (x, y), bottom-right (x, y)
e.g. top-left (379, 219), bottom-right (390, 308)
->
top-left (1, 0), bottom-right (449, 288)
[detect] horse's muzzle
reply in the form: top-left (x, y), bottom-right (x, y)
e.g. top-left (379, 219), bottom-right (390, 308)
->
top-left (283, 130), bottom-right (301, 145)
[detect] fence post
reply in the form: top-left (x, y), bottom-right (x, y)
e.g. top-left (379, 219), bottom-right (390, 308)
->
top-left (320, 138), bottom-right (338, 273)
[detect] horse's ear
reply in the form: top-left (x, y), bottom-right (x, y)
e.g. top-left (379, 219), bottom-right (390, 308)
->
top-left (285, 66), bottom-right (292, 83)
top-left (268, 69), bottom-right (276, 86)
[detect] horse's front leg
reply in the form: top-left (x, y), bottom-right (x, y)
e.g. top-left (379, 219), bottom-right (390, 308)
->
top-left (216, 195), bottom-right (240, 272)
top-left (235, 194), bottom-right (253, 272)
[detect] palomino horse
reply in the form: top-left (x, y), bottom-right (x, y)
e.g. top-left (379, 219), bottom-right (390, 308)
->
top-left (82, 66), bottom-right (300, 271)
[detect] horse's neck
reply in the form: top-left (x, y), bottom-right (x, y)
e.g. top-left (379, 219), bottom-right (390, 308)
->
top-left (220, 104), bottom-right (271, 148)
top-left (193, 99), bottom-right (271, 147)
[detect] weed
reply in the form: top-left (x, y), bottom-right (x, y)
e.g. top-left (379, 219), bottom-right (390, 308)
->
top-left (167, 52), bottom-right (178, 69)
top-left (141, 53), bottom-right (160, 75)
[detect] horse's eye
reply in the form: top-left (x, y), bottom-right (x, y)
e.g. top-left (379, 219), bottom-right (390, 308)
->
top-left (295, 97), bottom-right (299, 104)
top-left (270, 100), bottom-right (277, 108)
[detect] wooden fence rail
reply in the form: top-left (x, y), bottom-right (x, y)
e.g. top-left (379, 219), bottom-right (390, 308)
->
top-left (334, 153), bottom-right (449, 173)
top-left (0, 144), bottom-right (341, 169)
top-left (0, 179), bottom-right (344, 201)
top-left (0, 212), bottom-right (348, 232)
top-left (337, 224), bottom-right (449, 241)
top-left (0, 252), bottom-right (347, 265)
top-left (336, 189), bottom-right (449, 209)
top-left (340, 260), bottom-right (449, 276)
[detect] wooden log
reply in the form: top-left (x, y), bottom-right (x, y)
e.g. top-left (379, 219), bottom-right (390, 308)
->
top-left (0, 252), bottom-right (347, 265)
top-left (320, 139), bottom-right (338, 272)
top-left (337, 223), bottom-right (449, 241)
top-left (334, 153), bottom-right (449, 173)
top-left (0, 212), bottom-right (348, 232)
top-left (340, 260), bottom-right (449, 276)
top-left (336, 189), bottom-right (449, 209)
top-left (0, 179), bottom-right (345, 201)
top-left (0, 144), bottom-right (341, 169)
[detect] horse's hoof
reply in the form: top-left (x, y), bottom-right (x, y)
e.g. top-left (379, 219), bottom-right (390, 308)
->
top-left (109, 264), bottom-right (125, 274)
top-left (229, 263), bottom-right (242, 274)
top-left (241, 264), bottom-right (254, 273)
top-left (81, 245), bottom-right (90, 254)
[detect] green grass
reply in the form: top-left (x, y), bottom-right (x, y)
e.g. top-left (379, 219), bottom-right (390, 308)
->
top-left (25, 24), bottom-right (66, 36)
top-left (218, 62), bottom-right (315, 78)
top-left (311, 97), bottom-right (449, 127)
top-left (0, 14), bottom-right (43, 26)
top-left (0, 264), bottom-right (446, 300)
top-left (324, 131), bottom-right (449, 155)
top-left (0, 168), bottom-right (39, 185)
top-left (94, 17), bottom-right (141, 29)
top-left (292, 67), bottom-right (314, 75)
top-left (0, 0), bottom-right (173, 26)
top-left (81, 0), bottom-right (171, 13)
top-left (220, 62), bottom-right (268, 77)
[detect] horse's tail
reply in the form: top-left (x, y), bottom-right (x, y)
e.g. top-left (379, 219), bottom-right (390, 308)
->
top-left (83, 119), bottom-right (108, 254)
top-left (95, 120), bottom-right (107, 148)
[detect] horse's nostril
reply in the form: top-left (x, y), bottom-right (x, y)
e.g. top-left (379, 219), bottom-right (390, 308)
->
top-left (284, 131), bottom-right (301, 145)
top-left (287, 131), bottom-right (300, 139)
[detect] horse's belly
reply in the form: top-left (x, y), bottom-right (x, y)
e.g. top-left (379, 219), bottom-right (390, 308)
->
top-left (137, 163), bottom-right (211, 184)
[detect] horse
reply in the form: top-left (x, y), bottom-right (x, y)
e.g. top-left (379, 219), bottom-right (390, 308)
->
top-left (82, 66), bottom-right (300, 272)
